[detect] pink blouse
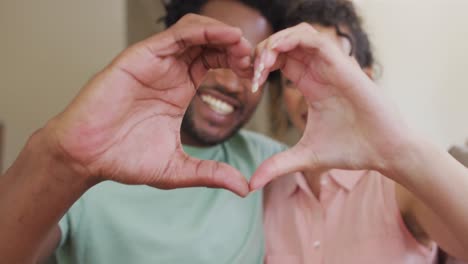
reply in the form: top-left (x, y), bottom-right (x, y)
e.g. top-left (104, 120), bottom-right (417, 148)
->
top-left (263, 169), bottom-right (437, 264)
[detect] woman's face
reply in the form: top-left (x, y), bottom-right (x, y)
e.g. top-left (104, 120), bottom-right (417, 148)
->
top-left (281, 24), bottom-right (353, 133)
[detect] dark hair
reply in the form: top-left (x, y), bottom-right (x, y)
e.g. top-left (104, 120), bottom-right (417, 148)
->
top-left (284, 0), bottom-right (374, 68)
top-left (163, 0), bottom-right (287, 33)
top-left (270, 0), bottom-right (375, 140)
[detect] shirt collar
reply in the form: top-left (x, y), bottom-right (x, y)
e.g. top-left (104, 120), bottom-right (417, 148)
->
top-left (294, 173), bottom-right (314, 197)
top-left (285, 169), bottom-right (367, 197)
top-left (328, 169), bottom-right (366, 191)
top-left (283, 173), bottom-right (308, 197)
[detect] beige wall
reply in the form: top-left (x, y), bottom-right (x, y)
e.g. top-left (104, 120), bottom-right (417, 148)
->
top-left (0, 0), bottom-right (127, 171)
top-left (357, 0), bottom-right (468, 148)
top-left (127, 0), bottom-right (165, 45)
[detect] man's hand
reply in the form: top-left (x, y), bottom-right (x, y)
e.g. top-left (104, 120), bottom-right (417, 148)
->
top-left (45, 14), bottom-right (253, 196)
top-left (1, 15), bottom-right (255, 263)
top-left (250, 23), bottom-right (411, 189)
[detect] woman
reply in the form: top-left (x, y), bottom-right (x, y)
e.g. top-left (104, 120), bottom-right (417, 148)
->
top-left (248, 0), bottom-right (468, 263)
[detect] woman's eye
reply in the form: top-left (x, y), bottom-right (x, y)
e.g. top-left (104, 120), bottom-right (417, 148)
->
top-left (284, 79), bottom-right (294, 87)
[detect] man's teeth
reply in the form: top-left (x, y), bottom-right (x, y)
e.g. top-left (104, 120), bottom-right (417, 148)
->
top-left (201, 94), bottom-right (234, 115)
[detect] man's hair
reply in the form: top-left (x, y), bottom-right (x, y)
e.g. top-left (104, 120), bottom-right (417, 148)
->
top-left (163, 0), bottom-right (287, 33)
top-left (284, 0), bottom-right (374, 68)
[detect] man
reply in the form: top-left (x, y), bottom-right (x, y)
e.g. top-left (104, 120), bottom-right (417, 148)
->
top-left (0, 1), bottom-right (287, 263)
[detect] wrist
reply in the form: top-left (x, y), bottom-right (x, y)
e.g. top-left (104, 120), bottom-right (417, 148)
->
top-left (23, 124), bottom-right (99, 192)
top-left (0, 125), bottom-right (97, 261)
top-left (381, 133), bottom-right (437, 185)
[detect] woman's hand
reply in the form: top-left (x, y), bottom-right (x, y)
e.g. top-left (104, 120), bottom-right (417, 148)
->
top-left (250, 23), bottom-right (412, 189)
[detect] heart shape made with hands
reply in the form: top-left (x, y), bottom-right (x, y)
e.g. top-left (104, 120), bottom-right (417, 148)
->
top-left (53, 16), bottom-right (401, 199)
top-left (247, 23), bottom-right (406, 192)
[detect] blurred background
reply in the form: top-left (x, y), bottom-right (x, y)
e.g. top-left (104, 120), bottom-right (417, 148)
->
top-left (1, 0), bottom-right (467, 172)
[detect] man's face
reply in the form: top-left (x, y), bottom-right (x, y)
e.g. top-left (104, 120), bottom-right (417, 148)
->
top-left (181, 0), bottom-right (273, 146)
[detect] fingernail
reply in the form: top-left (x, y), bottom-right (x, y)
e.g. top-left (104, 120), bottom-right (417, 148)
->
top-left (258, 62), bottom-right (265, 72)
top-left (252, 61), bottom-right (264, 93)
top-left (254, 69), bottom-right (261, 80)
top-left (252, 81), bottom-right (259, 93)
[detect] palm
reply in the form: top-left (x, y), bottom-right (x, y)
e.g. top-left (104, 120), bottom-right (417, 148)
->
top-left (283, 49), bottom-right (383, 170)
top-left (46, 15), bottom-right (252, 196)
top-left (79, 56), bottom-right (197, 183)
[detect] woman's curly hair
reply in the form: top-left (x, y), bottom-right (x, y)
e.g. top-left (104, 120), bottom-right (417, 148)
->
top-left (284, 0), bottom-right (374, 68)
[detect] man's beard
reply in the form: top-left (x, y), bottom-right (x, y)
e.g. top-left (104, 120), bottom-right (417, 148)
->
top-left (181, 104), bottom-right (245, 146)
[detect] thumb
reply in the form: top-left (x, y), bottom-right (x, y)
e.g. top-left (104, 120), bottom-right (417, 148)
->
top-left (250, 144), bottom-right (317, 191)
top-left (153, 152), bottom-right (250, 197)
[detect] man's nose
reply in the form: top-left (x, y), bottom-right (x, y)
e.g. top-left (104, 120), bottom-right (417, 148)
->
top-left (212, 69), bottom-right (244, 93)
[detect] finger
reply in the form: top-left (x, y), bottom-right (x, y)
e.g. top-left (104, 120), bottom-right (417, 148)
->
top-left (255, 24), bottom-right (301, 58)
top-left (251, 23), bottom-right (336, 95)
top-left (249, 144), bottom-right (318, 191)
top-left (255, 22), bottom-right (323, 70)
top-left (155, 152), bottom-right (250, 197)
top-left (273, 27), bottom-right (320, 52)
top-left (164, 18), bottom-right (254, 84)
top-left (152, 14), bottom-right (251, 57)
top-left (271, 23), bottom-right (348, 71)
top-left (251, 40), bottom-right (282, 93)
top-left (183, 157), bottom-right (250, 197)
top-left (251, 26), bottom-right (304, 93)
top-left (274, 28), bottom-right (370, 100)
top-left (113, 14), bottom-right (252, 86)
top-left (190, 48), bottom-right (253, 88)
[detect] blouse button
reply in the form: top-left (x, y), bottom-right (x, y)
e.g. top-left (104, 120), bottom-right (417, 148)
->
top-left (313, 240), bottom-right (321, 249)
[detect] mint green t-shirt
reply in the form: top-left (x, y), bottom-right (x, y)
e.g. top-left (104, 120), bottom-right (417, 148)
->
top-left (54, 130), bottom-right (285, 264)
